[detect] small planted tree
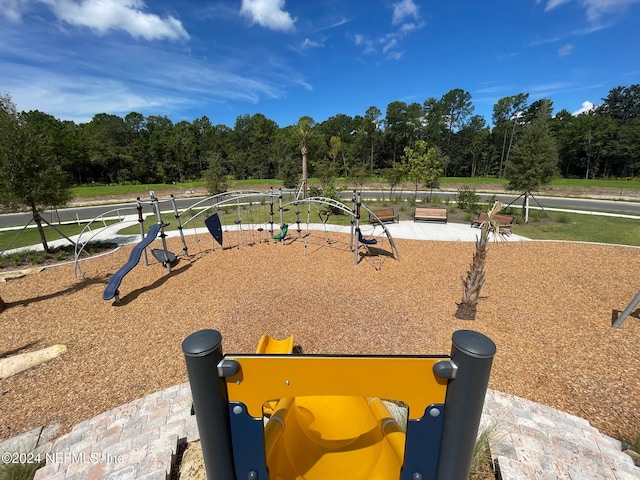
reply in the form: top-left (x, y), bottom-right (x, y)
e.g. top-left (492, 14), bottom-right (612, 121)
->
top-left (402, 140), bottom-right (444, 201)
top-left (505, 101), bottom-right (558, 222)
top-left (0, 94), bottom-right (71, 253)
top-left (455, 201), bottom-right (508, 320)
top-left (381, 163), bottom-right (405, 201)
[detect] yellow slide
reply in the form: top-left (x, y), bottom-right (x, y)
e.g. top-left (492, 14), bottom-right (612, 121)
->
top-left (256, 335), bottom-right (406, 480)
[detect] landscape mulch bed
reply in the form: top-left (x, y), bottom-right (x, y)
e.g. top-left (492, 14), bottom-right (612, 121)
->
top-left (0, 233), bottom-right (639, 444)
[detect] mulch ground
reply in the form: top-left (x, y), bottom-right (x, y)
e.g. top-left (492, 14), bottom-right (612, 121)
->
top-left (1, 233), bottom-right (639, 444)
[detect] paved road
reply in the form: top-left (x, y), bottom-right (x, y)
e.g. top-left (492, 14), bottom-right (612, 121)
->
top-left (1, 190), bottom-right (639, 228)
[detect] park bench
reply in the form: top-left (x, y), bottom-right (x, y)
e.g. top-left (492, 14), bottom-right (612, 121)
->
top-left (369, 207), bottom-right (399, 224)
top-left (470, 212), bottom-right (515, 231)
top-left (414, 207), bottom-right (448, 223)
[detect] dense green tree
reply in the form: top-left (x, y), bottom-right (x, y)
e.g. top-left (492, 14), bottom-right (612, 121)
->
top-left (440, 88), bottom-right (474, 146)
top-left (0, 95), bottom-right (71, 252)
top-left (600, 84), bottom-right (640, 121)
top-left (363, 106), bottom-right (382, 171)
top-left (492, 93), bottom-right (529, 177)
top-left (457, 115), bottom-right (490, 177)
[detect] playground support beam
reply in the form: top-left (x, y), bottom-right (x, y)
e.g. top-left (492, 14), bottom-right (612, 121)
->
top-left (170, 194), bottom-right (189, 257)
top-left (182, 330), bottom-right (237, 480)
top-left (434, 330), bottom-right (496, 480)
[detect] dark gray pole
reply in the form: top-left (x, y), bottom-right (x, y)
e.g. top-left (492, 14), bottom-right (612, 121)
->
top-left (435, 330), bottom-right (496, 480)
top-left (182, 330), bottom-right (236, 480)
top-left (613, 290), bottom-right (640, 328)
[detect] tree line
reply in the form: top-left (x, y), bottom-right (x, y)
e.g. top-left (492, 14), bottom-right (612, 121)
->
top-left (1, 84), bottom-right (639, 191)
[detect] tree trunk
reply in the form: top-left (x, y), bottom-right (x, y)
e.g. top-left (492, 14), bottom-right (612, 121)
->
top-left (32, 206), bottom-right (50, 253)
top-left (504, 119), bottom-right (518, 175)
top-left (455, 302), bottom-right (477, 320)
top-left (523, 192), bottom-right (529, 224)
top-left (456, 223), bottom-right (489, 320)
top-left (498, 127), bottom-right (508, 178)
top-left (370, 138), bottom-right (374, 172)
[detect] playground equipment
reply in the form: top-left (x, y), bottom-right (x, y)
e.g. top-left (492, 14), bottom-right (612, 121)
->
top-left (74, 192), bottom-right (183, 278)
top-left (613, 290), bottom-right (640, 328)
top-left (178, 188), bottom-right (399, 266)
top-left (76, 189), bottom-right (401, 301)
top-left (182, 329), bottom-right (496, 480)
top-left (102, 223), bottom-right (161, 302)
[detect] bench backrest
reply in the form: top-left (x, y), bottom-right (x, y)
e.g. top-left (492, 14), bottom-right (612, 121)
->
top-left (476, 212), bottom-right (513, 225)
top-left (415, 208), bottom-right (447, 217)
top-left (373, 208), bottom-right (395, 217)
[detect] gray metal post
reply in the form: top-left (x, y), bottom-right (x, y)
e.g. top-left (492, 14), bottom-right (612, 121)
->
top-left (182, 330), bottom-right (237, 480)
top-left (136, 198), bottom-right (148, 266)
top-left (435, 330), bottom-right (496, 480)
top-left (150, 193), bottom-right (171, 273)
top-left (170, 194), bottom-right (189, 257)
top-left (353, 192), bottom-right (361, 265)
top-left (613, 290), bottom-right (640, 328)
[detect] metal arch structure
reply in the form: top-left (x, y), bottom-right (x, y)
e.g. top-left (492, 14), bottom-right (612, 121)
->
top-left (178, 190), bottom-right (281, 251)
top-left (73, 189), bottom-right (400, 276)
top-left (73, 204), bottom-right (138, 277)
top-left (179, 190), bottom-right (277, 230)
top-left (359, 202), bottom-right (400, 262)
top-left (282, 196), bottom-right (400, 264)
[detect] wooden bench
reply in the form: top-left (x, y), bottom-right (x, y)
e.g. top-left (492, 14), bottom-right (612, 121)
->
top-left (369, 208), bottom-right (399, 224)
top-left (414, 207), bottom-right (448, 223)
top-left (471, 212), bottom-right (515, 231)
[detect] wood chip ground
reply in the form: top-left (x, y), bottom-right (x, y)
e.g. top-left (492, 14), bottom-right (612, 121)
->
top-left (1, 234), bottom-right (639, 444)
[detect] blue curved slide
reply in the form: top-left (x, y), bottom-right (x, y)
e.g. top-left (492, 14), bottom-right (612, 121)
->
top-left (103, 223), bottom-right (161, 301)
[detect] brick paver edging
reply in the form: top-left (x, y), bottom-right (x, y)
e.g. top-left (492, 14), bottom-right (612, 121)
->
top-left (32, 385), bottom-right (637, 479)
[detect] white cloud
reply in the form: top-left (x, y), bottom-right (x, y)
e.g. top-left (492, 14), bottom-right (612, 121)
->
top-left (573, 100), bottom-right (596, 115)
top-left (392, 0), bottom-right (420, 25)
top-left (355, 5), bottom-right (423, 61)
top-left (383, 38), bottom-right (398, 54)
top-left (301, 38), bottom-right (322, 50)
top-left (240, 0), bottom-right (295, 32)
top-left (1, 0), bottom-right (26, 22)
top-left (3, 0), bottom-right (189, 41)
top-left (542, 0), bottom-right (640, 21)
top-left (558, 43), bottom-right (573, 56)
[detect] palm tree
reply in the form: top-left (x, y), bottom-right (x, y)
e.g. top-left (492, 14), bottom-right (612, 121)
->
top-left (455, 201), bottom-right (508, 320)
top-left (297, 116), bottom-right (314, 199)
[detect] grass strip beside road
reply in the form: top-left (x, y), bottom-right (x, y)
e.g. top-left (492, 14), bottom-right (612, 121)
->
top-left (513, 212), bottom-right (640, 246)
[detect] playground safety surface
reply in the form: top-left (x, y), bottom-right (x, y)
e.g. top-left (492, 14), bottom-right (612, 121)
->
top-left (1, 229), bottom-right (639, 472)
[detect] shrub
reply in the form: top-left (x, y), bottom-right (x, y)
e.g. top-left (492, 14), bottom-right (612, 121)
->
top-left (555, 213), bottom-right (571, 224)
top-left (469, 424), bottom-right (497, 480)
top-left (456, 185), bottom-right (481, 213)
top-left (0, 453), bottom-right (43, 480)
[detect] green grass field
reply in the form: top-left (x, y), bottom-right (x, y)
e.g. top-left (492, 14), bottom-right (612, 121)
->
top-left (513, 211), bottom-right (640, 246)
top-left (69, 177), bottom-right (640, 199)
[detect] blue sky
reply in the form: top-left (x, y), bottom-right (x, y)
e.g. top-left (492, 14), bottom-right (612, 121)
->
top-left (1, 0), bottom-right (639, 128)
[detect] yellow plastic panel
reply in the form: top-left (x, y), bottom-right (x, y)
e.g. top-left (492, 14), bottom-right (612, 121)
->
top-left (225, 355), bottom-right (448, 419)
top-left (255, 334), bottom-right (295, 354)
